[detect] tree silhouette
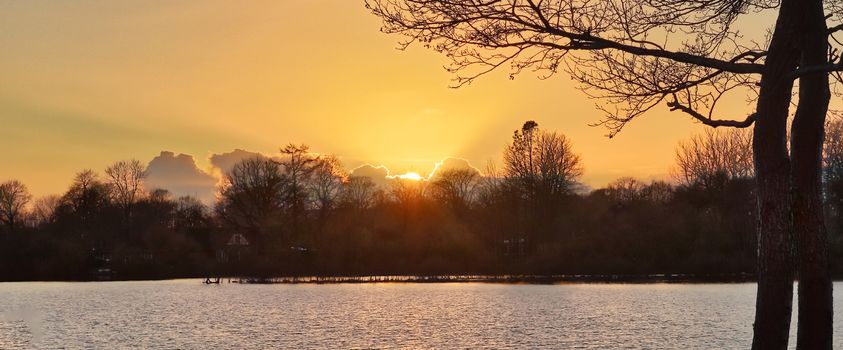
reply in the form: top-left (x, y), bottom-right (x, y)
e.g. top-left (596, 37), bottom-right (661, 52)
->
top-left (341, 176), bottom-right (378, 211)
top-left (430, 168), bottom-right (480, 212)
top-left (30, 194), bottom-right (60, 227)
top-left (606, 177), bottom-right (646, 203)
top-left (216, 157), bottom-right (285, 248)
top-left (503, 122), bottom-right (582, 252)
top-left (0, 180), bottom-right (32, 233)
top-left (279, 143), bottom-right (317, 245)
top-left (105, 159), bottom-right (148, 230)
top-left (309, 155), bottom-right (345, 220)
top-left (674, 128), bottom-right (754, 189)
top-left (825, 117), bottom-right (843, 215)
top-left (57, 170), bottom-right (112, 243)
top-left (367, 1), bottom-right (842, 347)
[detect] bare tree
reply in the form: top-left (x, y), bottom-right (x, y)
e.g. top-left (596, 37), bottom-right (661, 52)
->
top-left (279, 144), bottom-right (317, 243)
top-left (174, 196), bottom-right (208, 231)
top-left (31, 194), bottom-right (60, 226)
top-left (389, 178), bottom-right (427, 206)
top-left (309, 155), bottom-right (346, 215)
top-left (502, 122), bottom-right (583, 251)
top-left (504, 121), bottom-right (540, 200)
top-left (105, 159), bottom-right (148, 223)
top-left (367, 0), bottom-right (841, 345)
top-left (535, 131), bottom-right (584, 196)
top-left (341, 176), bottom-right (378, 211)
top-left (60, 170), bottom-right (111, 229)
top-left (674, 128), bottom-right (754, 188)
top-left (606, 177), bottom-right (646, 203)
top-left (824, 117), bottom-right (843, 218)
top-left (148, 188), bottom-right (173, 203)
top-left (308, 155), bottom-right (346, 248)
top-left (430, 168), bottom-right (481, 211)
top-left (0, 180), bottom-right (32, 232)
top-left (217, 157), bottom-right (285, 243)
top-left (504, 121), bottom-right (582, 197)
top-left (825, 116), bottom-right (843, 159)
top-left (67, 169), bottom-right (101, 197)
top-left (642, 181), bottom-right (675, 203)
top-left (608, 179), bottom-right (673, 204)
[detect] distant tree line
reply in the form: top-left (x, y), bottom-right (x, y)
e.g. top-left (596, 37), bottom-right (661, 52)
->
top-left (2, 120), bottom-right (843, 280)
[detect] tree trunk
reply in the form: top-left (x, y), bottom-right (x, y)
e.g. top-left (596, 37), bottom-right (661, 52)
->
top-left (751, 0), bottom-right (801, 348)
top-left (792, 1), bottom-right (833, 348)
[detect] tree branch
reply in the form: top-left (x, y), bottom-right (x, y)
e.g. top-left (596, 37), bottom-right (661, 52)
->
top-left (828, 23), bottom-right (843, 35)
top-left (667, 97), bottom-right (757, 128)
top-left (789, 62), bottom-right (843, 78)
top-left (540, 28), bottom-right (764, 74)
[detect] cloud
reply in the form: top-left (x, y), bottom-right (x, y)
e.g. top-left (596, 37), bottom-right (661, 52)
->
top-left (427, 157), bottom-right (482, 179)
top-left (208, 149), bottom-right (269, 177)
top-left (146, 151), bottom-right (217, 205)
top-left (348, 164), bottom-right (392, 189)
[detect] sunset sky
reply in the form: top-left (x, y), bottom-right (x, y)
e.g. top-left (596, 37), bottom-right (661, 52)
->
top-left (0, 1), bottom-right (762, 199)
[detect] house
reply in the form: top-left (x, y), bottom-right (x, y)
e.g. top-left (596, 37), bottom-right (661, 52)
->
top-left (217, 233), bottom-right (250, 263)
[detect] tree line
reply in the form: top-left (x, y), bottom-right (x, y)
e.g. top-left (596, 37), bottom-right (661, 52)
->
top-left (2, 120), bottom-right (843, 281)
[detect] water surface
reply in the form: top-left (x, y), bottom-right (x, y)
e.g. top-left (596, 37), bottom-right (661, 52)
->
top-left (0, 280), bottom-right (840, 349)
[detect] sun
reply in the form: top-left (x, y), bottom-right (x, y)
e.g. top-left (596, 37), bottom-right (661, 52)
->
top-left (395, 172), bottom-right (424, 181)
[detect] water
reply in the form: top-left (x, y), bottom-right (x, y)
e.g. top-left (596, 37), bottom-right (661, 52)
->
top-left (0, 280), bottom-right (840, 349)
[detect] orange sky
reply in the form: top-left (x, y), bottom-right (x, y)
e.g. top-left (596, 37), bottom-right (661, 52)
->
top-left (0, 1), bottom-right (765, 198)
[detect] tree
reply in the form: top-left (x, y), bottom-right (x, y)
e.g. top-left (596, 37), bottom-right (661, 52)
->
top-left (309, 155), bottom-right (346, 218)
top-left (147, 188), bottom-right (173, 203)
top-left (367, 1), bottom-right (841, 346)
top-left (504, 121), bottom-right (540, 202)
top-left (174, 196), bottom-right (209, 232)
top-left (278, 144), bottom-right (317, 244)
top-left (30, 195), bottom-right (60, 226)
top-left (642, 181), bottom-right (675, 203)
top-left (474, 161), bottom-right (523, 248)
top-left (503, 121), bottom-right (583, 250)
top-left (340, 176), bottom-right (378, 211)
top-left (389, 178), bottom-right (427, 207)
top-left (138, 188), bottom-right (176, 228)
top-left (105, 159), bottom-right (148, 225)
top-left (57, 170), bottom-right (112, 242)
top-left (534, 131), bottom-right (584, 197)
top-left (606, 177), bottom-right (646, 203)
top-left (216, 157), bottom-right (285, 246)
top-left (0, 180), bottom-right (32, 232)
top-left (307, 154), bottom-right (346, 250)
top-left (824, 117), bottom-right (843, 212)
top-left (789, 5), bottom-right (835, 348)
top-left (430, 168), bottom-right (480, 212)
top-left (504, 122), bottom-right (583, 198)
top-left (674, 129), bottom-right (754, 188)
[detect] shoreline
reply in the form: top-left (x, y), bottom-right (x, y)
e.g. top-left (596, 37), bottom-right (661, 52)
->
top-left (232, 273), bottom-right (758, 284)
top-left (17, 272), bottom-right (843, 284)
top-left (0, 273), bottom-right (758, 284)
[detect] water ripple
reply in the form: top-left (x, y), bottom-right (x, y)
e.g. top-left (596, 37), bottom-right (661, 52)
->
top-left (0, 281), bottom-right (838, 349)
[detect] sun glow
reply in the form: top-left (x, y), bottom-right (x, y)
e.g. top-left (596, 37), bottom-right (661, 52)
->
top-left (394, 172), bottom-right (424, 181)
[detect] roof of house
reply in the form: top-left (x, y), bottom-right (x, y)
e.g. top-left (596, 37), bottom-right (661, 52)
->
top-left (227, 233), bottom-right (250, 246)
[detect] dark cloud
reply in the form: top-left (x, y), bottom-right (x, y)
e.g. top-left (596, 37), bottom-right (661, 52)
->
top-left (146, 151), bottom-right (217, 205)
top-left (208, 149), bottom-right (268, 176)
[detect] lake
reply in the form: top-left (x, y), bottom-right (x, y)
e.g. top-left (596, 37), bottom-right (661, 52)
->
top-left (0, 280), bottom-right (841, 349)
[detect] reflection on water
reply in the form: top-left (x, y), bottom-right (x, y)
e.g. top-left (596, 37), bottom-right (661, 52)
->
top-left (0, 281), bottom-right (839, 349)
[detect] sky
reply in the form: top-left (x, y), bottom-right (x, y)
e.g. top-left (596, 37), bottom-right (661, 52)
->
top-left (0, 1), bottom-right (765, 200)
